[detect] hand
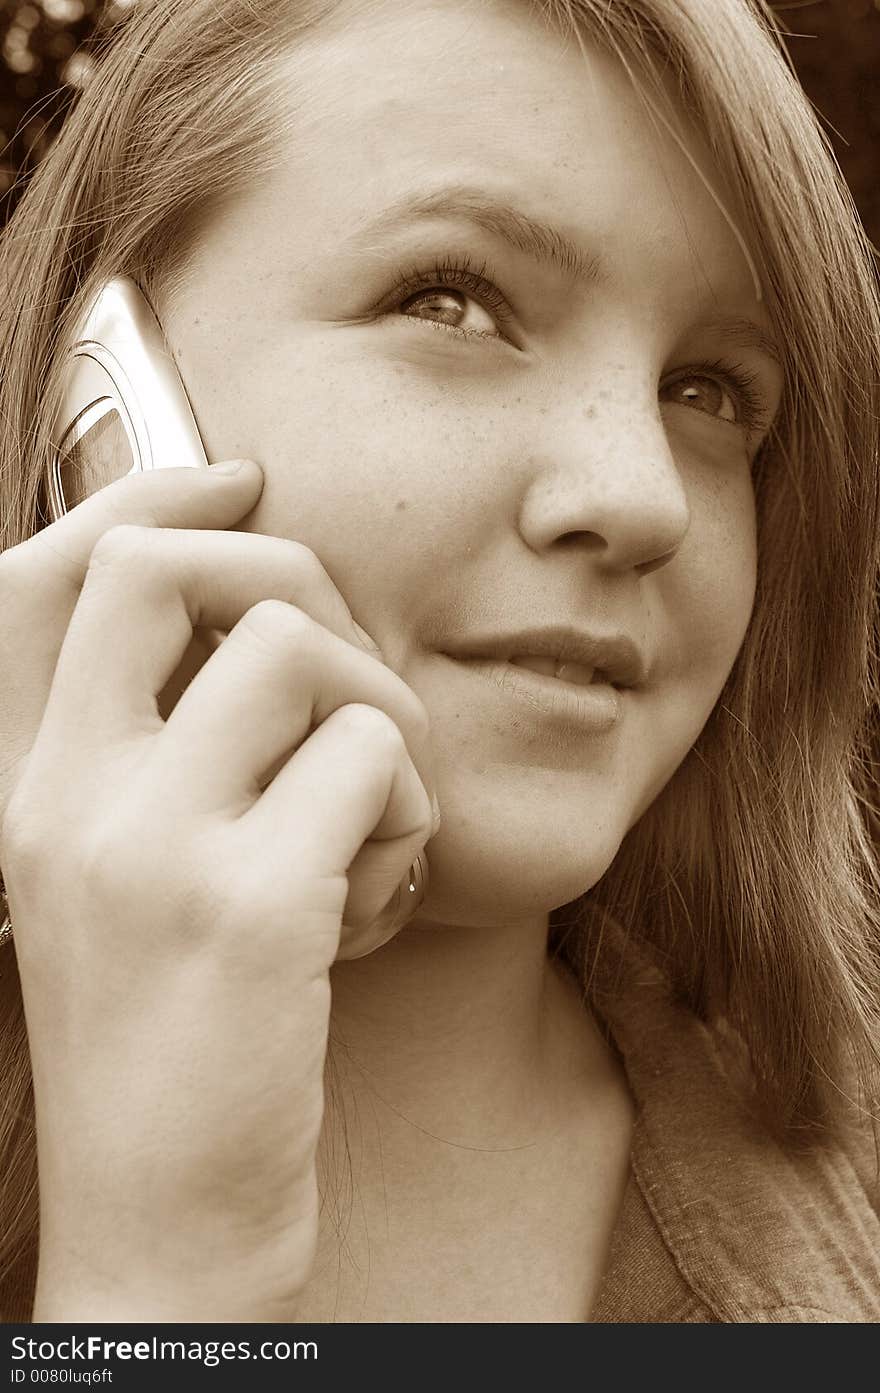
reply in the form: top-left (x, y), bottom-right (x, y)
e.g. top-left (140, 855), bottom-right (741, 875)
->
top-left (0, 459), bottom-right (438, 1320)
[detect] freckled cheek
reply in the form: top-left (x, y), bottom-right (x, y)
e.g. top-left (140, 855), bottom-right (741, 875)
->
top-left (679, 485), bottom-right (758, 673)
top-left (231, 371), bottom-right (492, 610)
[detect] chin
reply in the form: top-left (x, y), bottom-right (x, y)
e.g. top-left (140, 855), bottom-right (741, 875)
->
top-left (419, 815), bottom-right (624, 927)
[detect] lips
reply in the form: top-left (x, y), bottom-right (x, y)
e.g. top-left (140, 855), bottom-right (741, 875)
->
top-left (445, 654), bottom-right (622, 735)
top-left (509, 655), bottom-right (598, 686)
top-left (443, 626), bottom-right (646, 690)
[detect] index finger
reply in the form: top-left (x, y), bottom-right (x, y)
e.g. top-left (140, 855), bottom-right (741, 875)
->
top-left (0, 462), bottom-right (262, 797)
top-left (3, 460), bottom-right (262, 604)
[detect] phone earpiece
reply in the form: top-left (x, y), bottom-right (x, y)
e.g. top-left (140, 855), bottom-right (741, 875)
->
top-left (47, 276), bottom-right (208, 520)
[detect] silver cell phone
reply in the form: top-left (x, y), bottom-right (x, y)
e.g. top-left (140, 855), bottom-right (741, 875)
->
top-left (46, 275), bottom-right (209, 521)
top-left (47, 277), bottom-right (428, 952)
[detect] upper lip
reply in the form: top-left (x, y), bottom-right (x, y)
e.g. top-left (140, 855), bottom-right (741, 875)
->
top-left (443, 625), bottom-right (647, 689)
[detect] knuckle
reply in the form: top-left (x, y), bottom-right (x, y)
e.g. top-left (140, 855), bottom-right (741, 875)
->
top-left (0, 797), bottom-right (66, 921)
top-left (414, 798), bottom-right (435, 841)
top-left (75, 807), bottom-right (179, 911)
top-left (1, 534), bottom-right (81, 607)
top-left (0, 540), bottom-right (52, 611)
top-left (88, 522), bottom-right (153, 570)
top-left (238, 598), bottom-right (315, 651)
top-left (0, 541), bottom-right (31, 590)
top-left (102, 474), bottom-right (164, 530)
top-left (75, 824), bottom-right (122, 897)
top-left (336, 702), bottom-right (405, 752)
top-left (284, 539), bottom-right (325, 584)
top-left (0, 795), bottom-right (43, 881)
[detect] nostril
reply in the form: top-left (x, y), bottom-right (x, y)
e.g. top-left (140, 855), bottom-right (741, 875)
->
top-left (636, 547), bottom-right (678, 577)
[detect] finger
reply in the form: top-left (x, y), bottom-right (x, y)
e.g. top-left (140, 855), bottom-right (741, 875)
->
top-left (237, 702), bottom-right (434, 883)
top-left (11, 458), bottom-right (263, 601)
top-left (0, 462), bottom-right (263, 783)
top-left (155, 601), bottom-right (432, 813)
top-left (44, 524), bottom-right (383, 744)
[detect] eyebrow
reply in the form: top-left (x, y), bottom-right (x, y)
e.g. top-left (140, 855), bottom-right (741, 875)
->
top-left (348, 183), bottom-right (781, 364)
top-left (700, 315), bottom-right (781, 365)
top-left (350, 184), bottom-right (602, 286)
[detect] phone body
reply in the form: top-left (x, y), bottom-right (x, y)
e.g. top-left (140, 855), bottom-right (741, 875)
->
top-left (46, 276), bottom-right (209, 522)
top-left (46, 277), bottom-right (428, 952)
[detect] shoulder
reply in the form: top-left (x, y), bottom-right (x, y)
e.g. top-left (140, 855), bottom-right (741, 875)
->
top-left (586, 924), bottom-right (880, 1323)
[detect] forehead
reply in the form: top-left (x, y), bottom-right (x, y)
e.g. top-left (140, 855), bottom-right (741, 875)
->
top-left (268, 0), bottom-right (760, 315)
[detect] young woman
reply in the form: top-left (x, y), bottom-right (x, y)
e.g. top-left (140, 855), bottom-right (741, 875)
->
top-left (0, 0), bottom-right (878, 1323)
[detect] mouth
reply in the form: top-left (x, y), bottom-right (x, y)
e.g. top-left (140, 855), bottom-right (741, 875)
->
top-left (506, 655), bottom-right (611, 688)
top-left (436, 625), bottom-right (645, 735)
top-left (442, 654), bottom-right (625, 735)
top-left (441, 625), bottom-right (645, 688)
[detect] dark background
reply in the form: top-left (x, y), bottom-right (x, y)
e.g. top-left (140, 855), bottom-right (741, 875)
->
top-left (0, 0), bottom-right (878, 243)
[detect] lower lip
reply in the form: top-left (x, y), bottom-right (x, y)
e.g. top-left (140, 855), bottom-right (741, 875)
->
top-left (447, 657), bottom-right (623, 734)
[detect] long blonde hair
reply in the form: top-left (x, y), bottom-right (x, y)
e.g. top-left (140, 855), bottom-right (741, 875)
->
top-left (1, 0), bottom-right (878, 1309)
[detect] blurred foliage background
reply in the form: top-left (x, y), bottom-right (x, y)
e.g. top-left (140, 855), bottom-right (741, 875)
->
top-left (0, 0), bottom-right (878, 244)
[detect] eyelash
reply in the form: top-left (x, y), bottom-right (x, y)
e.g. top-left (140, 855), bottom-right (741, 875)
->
top-left (663, 359), bottom-right (767, 434)
top-left (383, 254), bottom-right (767, 431)
top-left (384, 251), bottom-right (515, 335)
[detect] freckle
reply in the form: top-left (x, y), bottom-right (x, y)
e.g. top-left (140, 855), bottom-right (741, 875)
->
top-left (583, 404), bottom-right (597, 420)
top-left (395, 499), bottom-right (408, 512)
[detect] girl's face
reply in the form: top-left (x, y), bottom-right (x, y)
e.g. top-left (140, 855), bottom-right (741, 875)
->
top-left (164, 0), bottom-right (782, 927)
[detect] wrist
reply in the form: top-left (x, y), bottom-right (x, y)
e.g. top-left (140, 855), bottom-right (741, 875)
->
top-left (35, 1226), bottom-right (315, 1323)
top-left (33, 1266), bottom-right (308, 1324)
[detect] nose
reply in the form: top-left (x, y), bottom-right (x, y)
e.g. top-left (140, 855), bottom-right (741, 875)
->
top-left (517, 407), bottom-right (690, 576)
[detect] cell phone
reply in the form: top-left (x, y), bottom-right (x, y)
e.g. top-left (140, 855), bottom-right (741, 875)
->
top-left (46, 277), bottom-right (429, 953)
top-left (46, 276), bottom-right (208, 521)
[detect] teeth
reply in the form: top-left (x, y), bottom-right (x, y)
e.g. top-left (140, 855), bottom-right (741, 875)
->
top-left (509, 655), bottom-right (558, 678)
top-left (509, 655), bottom-right (596, 686)
top-left (554, 661), bottom-right (596, 686)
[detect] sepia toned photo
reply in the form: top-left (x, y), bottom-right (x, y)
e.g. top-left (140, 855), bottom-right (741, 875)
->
top-left (0, 0), bottom-right (878, 1335)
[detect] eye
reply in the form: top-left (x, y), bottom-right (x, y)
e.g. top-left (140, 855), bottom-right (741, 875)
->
top-left (660, 360), bottom-right (766, 433)
top-left (381, 254), bottom-right (514, 341)
top-left (661, 373), bottom-right (737, 422)
top-left (398, 286), bottom-right (499, 338)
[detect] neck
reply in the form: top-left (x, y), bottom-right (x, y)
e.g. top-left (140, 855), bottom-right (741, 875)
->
top-left (323, 910), bottom-right (594, 1152)
top-left (304, 911), bottom-right (634, 1321)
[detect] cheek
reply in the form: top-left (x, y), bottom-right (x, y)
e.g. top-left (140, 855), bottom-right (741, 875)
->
top-left (710, 475), bottom-right (757, 651)
top-left (185, 340), bottom-right (500, 627)
top-left (676, 465), bottom-right (757, 673)
top-left (623, 479), bottom-right (756, 826)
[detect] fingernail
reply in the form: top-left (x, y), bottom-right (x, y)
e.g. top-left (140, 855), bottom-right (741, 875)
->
top-left (353, 621), bottom-right (384, 659)
top-left (431, 792), bottom-right (442, 834)
top-left (209, 458), bottom-right (257, 476)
